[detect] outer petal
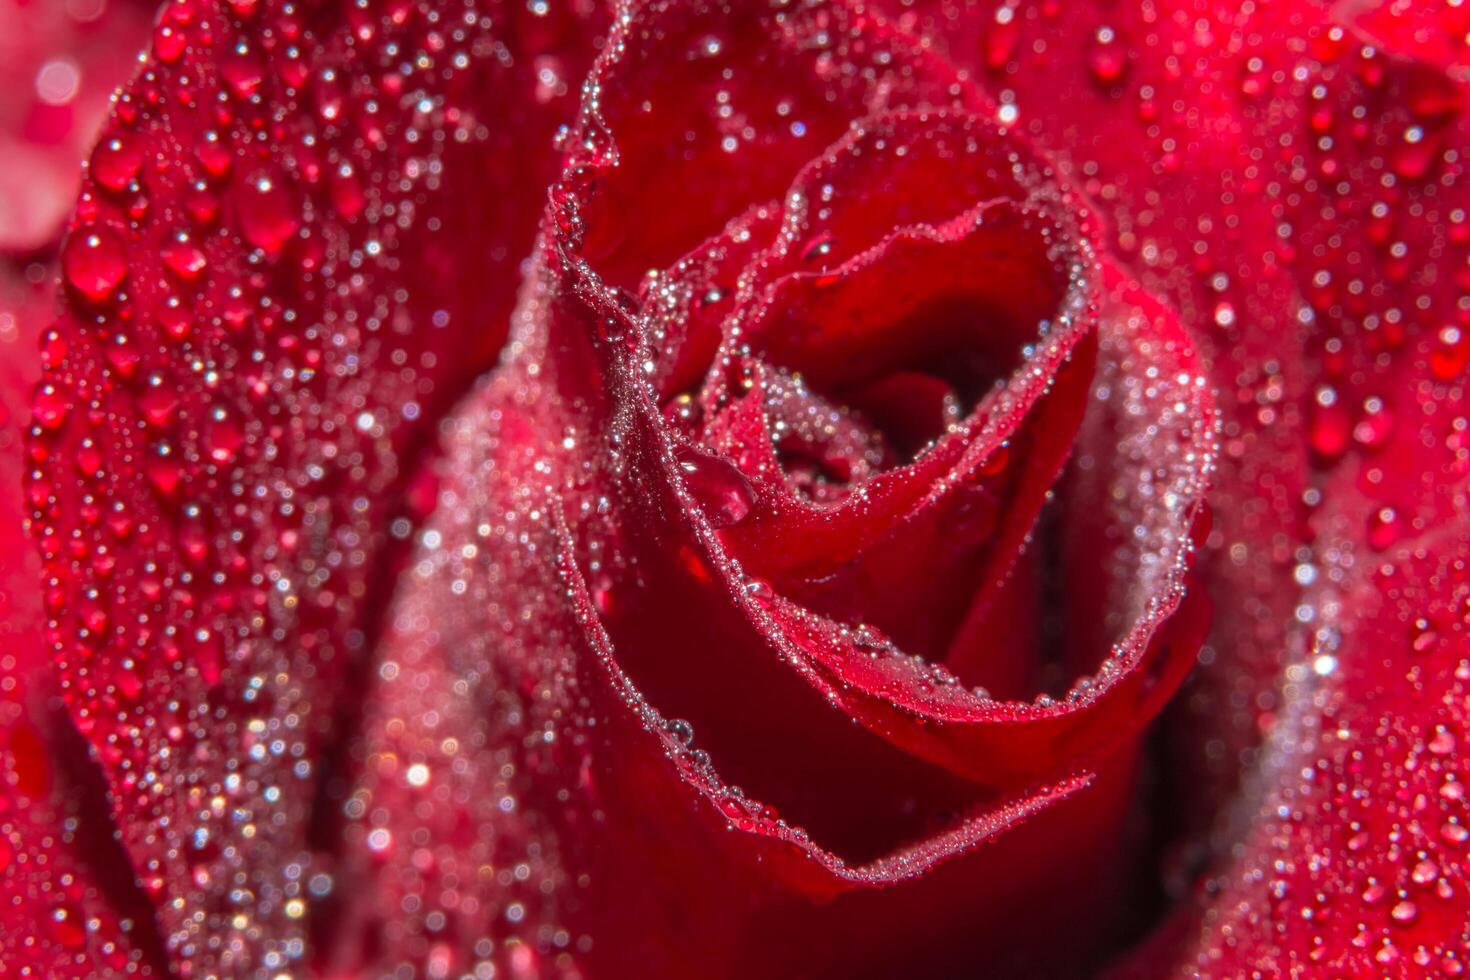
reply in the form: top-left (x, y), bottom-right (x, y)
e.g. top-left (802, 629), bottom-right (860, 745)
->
top-left (28, 0), bottom-right (604, 974)
top-left (1168, 299), bottom-right (1470, 972)
top-left (0, 6), bottom-right (157, 968)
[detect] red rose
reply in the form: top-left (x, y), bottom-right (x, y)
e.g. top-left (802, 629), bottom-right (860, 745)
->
top-left (3, 0), bottom-right (1469, 977)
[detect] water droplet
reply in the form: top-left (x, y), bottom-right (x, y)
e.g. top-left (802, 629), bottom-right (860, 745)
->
top-left (1087, 26), bottom-right (1128, 87)
top-left (146, 454), bottom-right (183, 499)
top-left (1367, 506), bottom-right (1402, 550)
top-left (91, 134), bottom-right (144, 194)
top-left (236, 174), bottom-right (300, 254)
top-left (32, 384), bottom-right (70, 431)
top-left (983, 6), bottom-right (1020, 72)
top-left (1410, 617), bottom-right (1440, 654)
top-left (674, 444), bottom-right (756, 529)
top-left (139, 385), bottom-right (181, 428)
top-left (195, 133), bottom-right (234, 180)
top-left (663, 718), bottom-right (694, 746)
top-left (162, 238), bottom-right (209, 281)
top-left (1411, 859), bottom-right (1439, 885)
top-left (62, 225), bottom-right (128, 303)
top-left (205, 415), bottom-right (245, 465)
top-left (1310, 393), bottom-right (1351, 460)
top-left (153, 22), bottom-right (187, 64)
top-left (221, 46), bottom-right (264, 98)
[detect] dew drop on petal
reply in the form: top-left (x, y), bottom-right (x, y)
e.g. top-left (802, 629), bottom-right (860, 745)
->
top-left (236, 173), bottom-right (300, 253)
top-left (90, 134), bottom-right (144, 194)
top-left (61, 225), bottom-right (127, 302)
top-left (674, 444), bottom-right (756, 529)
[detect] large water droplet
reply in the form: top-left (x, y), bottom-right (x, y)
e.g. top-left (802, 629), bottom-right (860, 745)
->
top-left (674, 444), bottom-right (756, 529)
top-left (1087, 25), bottom-right (1128, 87)
top-left (91, 134), bottom-right (144, 194)
top-left (237, 174), bottom-right (300, 254)
top-left (62, 225), bottom-right (128, 303)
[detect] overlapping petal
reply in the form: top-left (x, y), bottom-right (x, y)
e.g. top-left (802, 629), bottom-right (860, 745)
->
top-left (325, 1), bottom-right (1214, 975)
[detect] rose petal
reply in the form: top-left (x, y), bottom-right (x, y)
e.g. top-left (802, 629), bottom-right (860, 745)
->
top-left (714, 262), bottom-right (1213, 787)
top-left (0, 696), bottom-right (167, 977)
top-left (704, 112), bottom-right (1102, 660)
top-left (1171, 82), bottom-right (1470, 961)
top-left (29, 0), bottom-right (603, 972)
top-left (1179, 525), bottom-right (1470, 974)
top-left (559, 0), bottom-right (967, 288)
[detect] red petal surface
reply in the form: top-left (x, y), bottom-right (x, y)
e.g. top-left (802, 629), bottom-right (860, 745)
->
top-left (0, 3), bottom-right (155, 949)
top-left (1181, 447), bottom-right (1470, 974)
top-left (878, 0), bottom-right (1316, 838)
top-left (1, 23), bottom-right (159, 952)
top-left (28, 0), bottom-right (603, 974)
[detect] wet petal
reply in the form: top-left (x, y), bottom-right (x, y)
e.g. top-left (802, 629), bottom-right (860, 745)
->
top-left (28, 0), bottom-right (604, 973)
